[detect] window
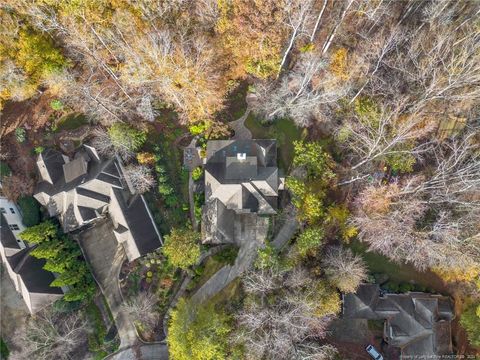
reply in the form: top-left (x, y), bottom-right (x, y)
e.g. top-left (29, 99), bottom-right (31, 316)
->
top-left (0, 208), bottom-right (5, 214)
top-left (9, 224), bottom-right (20, 231)
top-left (9, 208), bottom-right (15, 214)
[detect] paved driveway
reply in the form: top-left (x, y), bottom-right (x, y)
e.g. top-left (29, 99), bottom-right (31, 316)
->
top-left (76, 219), bottom-right (137, 349)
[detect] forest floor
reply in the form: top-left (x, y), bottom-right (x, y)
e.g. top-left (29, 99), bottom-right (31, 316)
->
top-left (1, 94), bottom-right (54, 138)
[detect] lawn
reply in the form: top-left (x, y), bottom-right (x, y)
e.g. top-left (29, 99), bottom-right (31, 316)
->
top-left (187, 246), bottom-right (239, 295)
top-left (55, 112), bottom-right (89, 132)
top-left (244, 114), bottom-right (305, 171)
top-left (349, 241), bottom-right (448, 294)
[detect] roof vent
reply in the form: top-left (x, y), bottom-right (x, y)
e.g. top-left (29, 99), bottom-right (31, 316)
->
top-left (237, 153), bottom-right (246, 161)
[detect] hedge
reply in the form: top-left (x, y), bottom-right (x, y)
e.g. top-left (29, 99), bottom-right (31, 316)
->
top-left (18, 196), bottom-right (41, 227)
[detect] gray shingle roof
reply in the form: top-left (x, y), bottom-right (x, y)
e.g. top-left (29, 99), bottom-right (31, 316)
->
top-left (0, 214), bottom-right (21, 254)
top-left (34, 146), bottom-right (162, 262)
top-left (110, 188), bottom-right (162, 257)
top-left (63, 157), bottom-right (88, 183)
top-left (343, 284), bottom-right (454, 356)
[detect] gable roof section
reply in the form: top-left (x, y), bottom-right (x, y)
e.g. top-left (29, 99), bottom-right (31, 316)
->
top-left (63, 157), bottom-right (88, 183)
top-left (0, 214), bottom-right (21, 256)
top-left (37, 149), bottom-right (66, 184)
top-left (205, 139), bottom-right (279, 214)
top-left (110, 188), bottom-right (162, 261)
top-left (4, 245), bottom-right (63, 313)
top-left (343, 284), bottom-right (454, 356)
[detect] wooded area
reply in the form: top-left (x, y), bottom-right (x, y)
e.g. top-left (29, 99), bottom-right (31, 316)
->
top-left (1, 0), bottom-right (479, 358)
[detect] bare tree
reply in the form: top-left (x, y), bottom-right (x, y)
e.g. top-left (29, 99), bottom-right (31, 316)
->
top-left (399, 129), bottom-right (480, 209)
top-left (235, 266), bottom-right (337, 360)
top-left (321, 246), bottom-right (367, 293)
top-left (121, 292), bottom-right (159, 330)
top-left (10, 310), bottom-right (88, 360)
top-left (336, 99), bottom-right (435, 175)
top-left (254, 50), bottom-right (349, 127)
top-left (122, 164), bottom-right (156, 194)
top-left (278, 0), bottom-right (316, 73)
top-left (352, 128), bottom-right (480, 273)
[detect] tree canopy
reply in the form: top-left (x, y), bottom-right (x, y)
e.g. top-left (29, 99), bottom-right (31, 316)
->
top-left (162, 228), bottom-right (201, 270)
top-left (168, 298), bottom-right (232, 360)
top-left (20, 221), bottom-right (95, 302)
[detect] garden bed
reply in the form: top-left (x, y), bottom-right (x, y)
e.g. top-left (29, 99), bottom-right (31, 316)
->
top-left (119, 251), bottom-right (180, 341)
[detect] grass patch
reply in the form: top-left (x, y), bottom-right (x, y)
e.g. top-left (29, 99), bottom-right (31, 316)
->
top-left (244, 114), bottom-right (304, 171)
top-left (189, 256), bottom-right (226, 292)
top-left (188, 246), bottom-right (240, 294)
top-left (55, 112), bottom-right (88, 132)
top-left (209, 277), bottom-right (243, 308)
top-left (85, 301), bottom-right (118, 359)
top-left (349, 241), bottom-right (447, 294)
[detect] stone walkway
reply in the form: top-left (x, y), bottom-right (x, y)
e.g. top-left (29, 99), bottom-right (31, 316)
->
top-left (230, 108), bottom-right (252, 140)
top-left (76, 219), bottom-right (137, 349)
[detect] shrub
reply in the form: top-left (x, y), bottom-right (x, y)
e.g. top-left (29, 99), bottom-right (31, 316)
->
top-left (255, 244), bottom-right (278, 269)
top-left (137, 152), bottom-right (156, 165)
top-left (18, 196), bottom-right (41, 227)
top-left (163, 228), bottom-right (201, 269)
top-left (34, 146), bottom-right (45, 154)
top-left (15, 128), bottom-right (26, 143)
top-left (50, 99), bottom-right (64, 111)
top-left (460, 302), bottom-right (480, 348)
top-left (191, 167), bottom-right (203, 181)
top-left (295, 227), bottom-right (324, 258)
top-left (0, 161), bottom-right (11, 179)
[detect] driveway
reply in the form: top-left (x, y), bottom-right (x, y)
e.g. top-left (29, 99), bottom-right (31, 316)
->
top-left (76, 219), bottom-right (137, 349)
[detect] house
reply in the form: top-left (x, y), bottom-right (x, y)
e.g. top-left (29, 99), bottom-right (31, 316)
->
top-left (33, 145), bottom-right (162, 261)
top-left (343, 284), bottom-right (455, 357)
top-left (0, 191), bottom-right (63, 313)
top-left (202, 139), bottom-right (284, 244)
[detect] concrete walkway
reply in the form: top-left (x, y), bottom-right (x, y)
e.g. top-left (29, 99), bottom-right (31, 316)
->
top-left (191, 214), bottom-right (269, 304)
top-left (76, 219), bottom-right (137, 349)
top-left (105, 342), bottom-right (168, 360)
top-left (230, 108), bottom-right (252, 140)
top-left (271, 206), bottom-right (299, 250)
